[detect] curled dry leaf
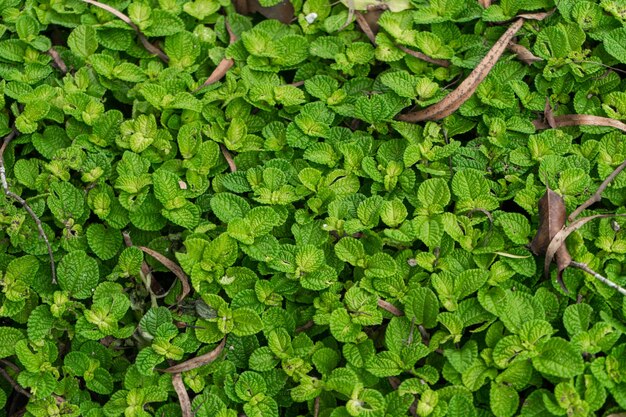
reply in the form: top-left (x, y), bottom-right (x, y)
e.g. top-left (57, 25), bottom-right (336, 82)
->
top-left (163, 338), bottom-right (226, 373)
top-left (138, 246), bottom-right (191, 303)
top-left (377, 299), bottom-right (403, 316)
top-left (397, 18), bottom-right (526, 122)
top-left (533, 114), bottom-right (626, 133)
top-left (508, 42), bottom-right (542, 65)
top-left (172, 373), bottom-right (192, 417)
top-left (398, 12), bottom-right (550, 122)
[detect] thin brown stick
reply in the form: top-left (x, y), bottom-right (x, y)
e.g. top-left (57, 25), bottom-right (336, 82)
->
top-left (568, 158), bottom-right (626, 221)
top-left (138, 246), bottom-right (190, 303)
top-left (162, 338), bottom-right (226, 373)
top-left (478, 0), bottom-right (491, 7)
top-left (0, 367), bottom-right (31, 398)
top-left (220, 144), bottom-right (237, 172)
top-left (397, 18), bottom-right (527, 122)
top-left (123, 232), bottom-right (158, 307)
top-left (81, 0), bottom-right (169, 62)
top-left (355, 12), bottom-right (377, 45)
top-left (47, 48), bottom-right (67, 74)
top-left (1, 131), bottom-right (56, 284)
top-left (570, 261), bottom-right (626, 296)
top-left (377, 299), bottom-right (403, 316)
top-left (396, 45), bottom-right (451, 68)
top-left (172, 374), bottom-right (193, 417)
top-left (533, 114), bottom-right (626, 133)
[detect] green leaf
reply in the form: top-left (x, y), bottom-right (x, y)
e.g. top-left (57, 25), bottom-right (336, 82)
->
top-left (604, 27), bottom-right (626, 64)
top-left (68, 25), bottom-right (98, 58)
top-left (0, 327), bottom-right (26, 358)
top-left (57, 251), bottom-right (100, 299)
top-left (490, 382), bottom-right (519, 417)
top-left (87, 224), bottom-right (122, 260)
top-left (404, 287), bottom-right (439, 328)
top-left (532, 338), bottom-right (584, 378)
top-left (335, 237), bottom-right (366, 266)
top-left (232, 308), bottom-right (264, 336)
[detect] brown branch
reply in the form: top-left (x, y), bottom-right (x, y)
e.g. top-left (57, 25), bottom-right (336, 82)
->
top-left (295, 320), bottom-right (314, 333)
top-left (220, 144), bottom-right (237, 172)
top-left (138, 246), bottom-right (190, 303)
top-left (162, 338), bottom-right (226, 373)
top-left (47, 47), bottom-right (67, 74)
top-left (172, 374), bottom-right (192, 417)
top-left (568, 158), bottom-right (626, 221)
top-left (377, 299), bottom-right (404, 316)
top-left (570, 261), bottom-right (626, 296)
top-left (396, 45), bottom-right (450, 68)
top-left (81, 0), bottom-right (169, 63)
top-left (1, 131), bottom-right (56, 284)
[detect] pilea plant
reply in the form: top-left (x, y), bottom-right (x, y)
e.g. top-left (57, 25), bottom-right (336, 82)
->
top-left (1, 0), bottom-right (626, 416)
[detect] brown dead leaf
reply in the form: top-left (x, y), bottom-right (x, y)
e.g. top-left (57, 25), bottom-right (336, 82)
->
top-left (172, 373), bottom-right (192, 417)
top-left (377, 299), bottom-right (403, 316)
top-left (530, 187), bottom-right (567, 256)
top-left (163, 338), bottom-right (226, 373)
top-left (397, 18), bottom-right (526, 122)
top-left (533, 114), bottom-right (626, 133)
top-left (355, 12), bottom-right (377, 45)
top-left (194, 21), bottom-right (238, 93)
top-left (508, 42), bottom-right (542, 65)
top-left (478, 0), bottom-right (491, 7)
top-left (138, 246), bottom-right (190, 303)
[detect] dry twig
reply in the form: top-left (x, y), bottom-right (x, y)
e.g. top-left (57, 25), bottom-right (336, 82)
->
top-left (396, 45), bottom-right (451, 68)
top-left (1, 130), bottom-right (56, 284)
top-left (220, 144), bottom-right (237, 173)
top-left (47, 47), bottom-right (68, 74)
top-left (172, 373), bottom-right (193, 417)
top-left (377, 299), bottom-right (403, 316)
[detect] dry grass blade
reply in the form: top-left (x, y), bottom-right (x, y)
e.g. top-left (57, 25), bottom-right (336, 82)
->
top-left (1, 131), bottom-right (57, 284)
top-left (533, 114), bottom-right (626, 133)
top-left (397, 18), bottom-right (525, 122)
top-left (377, 299), bottom-right (403, 316)
top-left (508, 42), bottom-right (542, 65)
top-left (355, 12), bottom-right (377, 45)
top-left (163, 338), bottom-right (226, 373)
top-left (172, 373), bottom-right (192, 417)
top-left (397, 45), bottom-right (450, 67)
top-left (81, 0), bottom-right (169, 63)
top-left (138, 246), bottom-right (190, 303)
top-left (568, 158), bottom-right (626, 221)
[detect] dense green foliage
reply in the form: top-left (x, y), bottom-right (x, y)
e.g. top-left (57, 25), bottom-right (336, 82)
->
top-left (1, 0), bottom-right (626, 416)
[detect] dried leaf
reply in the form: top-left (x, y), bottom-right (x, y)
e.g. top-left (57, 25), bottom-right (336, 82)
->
top-left (533, 114), bottom-right (626, 133)
top-left (355, 12), bottom-right (377, 45)
top-left (194, 21), bottom-right (238, 93)
top-left (478, 0), bottom-right (491, 7)
top-left (172, 373), bottom-right (192, 417)
top-left (163, 338), bottom-right (226, 373)
top-left (377, 299), bottom-right (403, 316)
top-left (138, 246), bottom-right (190, 303)
top-left (397, 18), bottom-right (525, 122)
top-left (530, 188), bottom-right (567, 256)
top-left (508, 42), bottom-right (542, 65)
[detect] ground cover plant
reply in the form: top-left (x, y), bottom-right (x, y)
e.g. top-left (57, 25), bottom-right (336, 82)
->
top-left (2, 0), bottom-right (626, 416)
